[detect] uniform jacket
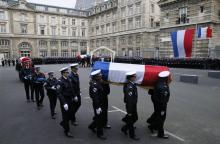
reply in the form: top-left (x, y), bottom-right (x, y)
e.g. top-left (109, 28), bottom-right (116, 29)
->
top-left (68, 72), bottom-right (80, 97)
top-left (32, 72), bottom-right (46, 86)
top-left (44, 77), bottom-right (58, 95)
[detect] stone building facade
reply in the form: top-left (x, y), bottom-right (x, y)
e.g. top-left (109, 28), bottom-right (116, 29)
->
top-left (158, 0), bottom-right (220, 58)
top-left (0, 0), bottom-right (89, 58)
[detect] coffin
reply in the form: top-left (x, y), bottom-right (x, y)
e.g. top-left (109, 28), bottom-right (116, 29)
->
top-left (92, 61), bottom-right (171, 87)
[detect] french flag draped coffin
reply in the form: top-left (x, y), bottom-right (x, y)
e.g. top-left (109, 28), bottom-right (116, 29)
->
top-left (171, 29), bottom-right (195, 58)
top-left (198, 27), bottom-right (212, 39)
top-left (92, 62), bottom-right (170, 87)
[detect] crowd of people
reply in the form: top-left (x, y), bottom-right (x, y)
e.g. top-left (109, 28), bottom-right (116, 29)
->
top-left (1, 58), bottom-right (16, 67)
top-left (19, 62), bottom-right (171, 140)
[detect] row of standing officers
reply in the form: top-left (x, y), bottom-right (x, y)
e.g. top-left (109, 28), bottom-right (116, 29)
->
top-left (20, 63), bottom-right (170, 140)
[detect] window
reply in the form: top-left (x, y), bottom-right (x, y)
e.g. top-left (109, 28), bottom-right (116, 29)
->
top-left (20, 24), bottom-right (27, 34)
top-left (128, 5), bottom-right (133, 16)
top-left (128, 48), bottom-right (133, 57)
top-left (40, 26), bottom-right (45, 35)
top-left (106, 23), bottom-right (110, 33)
top-left (121, 19), bottom-right (126, 31)
top-left (151, 4), bottom-right (155, 13)
top-left (128, 36), bottom-right (133, 45)
top-left (101, 25), bottom-right (105, 34)
top-left (0, 24), bottom-right (6, 33)
top-left (96, 26), bottom-right (99, 35)
top-left (20, 13), bottom-right (26, 21)
top-left (62, 18), bottom-right (66, 25)
top-left (0, 39), bottom-right (10, 46)
top-left (179, 7), bottom-right (188, 24)
top-left (36, 6), bottom-right (45, 11)
top-left (136, 48), bottom-right (140, 56)
top-left (51, 17), bottom-right (55, 24)
top-left (72, 28), bottom-right (76, 36)
top-left (135, 2), bottom-right (141, 13)
top-left (113, 38), bottom-right (117, 46)
top-left (72, 19), bottom-right (76, 25)
top-left (20, 42), bottom-right (30, 49)
top-left (40, 51), bottom-right (47, 57)
top-left (70, 41), bottom-right (78, 47)
top-left (39, 40), bottom-right (47, 48)
top-left (150, 18), bottom-right (154, 28)
top-left (128, 18), bottom-right (133, 29)
top-left (136, 35), bottom-right (141, 44)
top-left (81, 20), bottom-right (85, 26)
top-left (200, 6), bottom-right (204, 13)
top-left (40, 15), bottom-right (44, 22)
top-left (112, 22), bottom-right (116, 32)
top-left (61, 41), bottom-right (68, 47)
top-left (135, 16), bottom-right (141, 28)
top-left (20, 50), bottom-right (31, 57)
top-left (70, 50), bottom-right (77, 57)
top-left (61, 50), bottom-right (68, 57)
top-left (81, 28), bottom-right (86, 37)
top-left (51, 26), bottom-right (56, 36)
top-left (112, 11), bottom-right (116, 19)
top-left (62, 27), bottom-right (67, 36)
top-left (0, 11), bottom-right (5, 20)
top-left (80, 41), bottom-right (87, 47)
top-left (51, 51), bottom-right (58, 57)
top-left (50, 41), bottom-right (58, 47)
top-left (121, 7), bottom-right (126, 17)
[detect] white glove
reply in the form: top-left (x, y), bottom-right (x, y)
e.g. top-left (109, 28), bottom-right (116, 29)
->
top-left (63, 104), bottom-right (68, 111)
top-left (161, 111), bottom-right (165, 116)
top-left (24, 76), bottom-right (28, 80)
top-left (74, 96), bottom-right (78, 102)
top-left (80, 93), bottom-right (82, 96)
top-left (96, 108), bottom-right (102, 115)
top-left (51, 86), bottom-right (56, 90)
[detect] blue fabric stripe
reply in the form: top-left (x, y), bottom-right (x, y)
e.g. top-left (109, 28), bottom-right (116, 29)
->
top-left (92, 61), bottom-right (110, 81)
top-left (198, 27), bottom-right (202, 38)
top-left (171, 31), bottom-right (179, 57)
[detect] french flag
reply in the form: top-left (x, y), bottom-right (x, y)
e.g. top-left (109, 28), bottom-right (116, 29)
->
top-left (171, 29), bottom-right (195, 58)
top-left (198, 27), bottom-right (212, 39)
top-left (92, 62), bottom-right (169, 87)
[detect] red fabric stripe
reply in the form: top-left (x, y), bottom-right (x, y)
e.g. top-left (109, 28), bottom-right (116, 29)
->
top-left (141, 65), bottom-right (169, 86)
top-left (207, 27), bottom-right (212, 38)
top-left (184, 29), bottom-right (195, 57)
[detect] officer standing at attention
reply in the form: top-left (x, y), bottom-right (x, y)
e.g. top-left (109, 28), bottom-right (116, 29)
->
top-left (44, 71), bottom-right (58, 119)
top-left (121, 71), bottom-right (139, 140)
top-left (69, 63), bottom-right (81, 126)
top-left (88, 70), bottom-right (106, 140)
top-left (32, 66), bottom-right (46, 110)
top-left (150, 71), bottom-right (170, 139)
top-left (57, 67), bottom-right (75, 138)
top-left (20, 64), bottom-right (35, 102)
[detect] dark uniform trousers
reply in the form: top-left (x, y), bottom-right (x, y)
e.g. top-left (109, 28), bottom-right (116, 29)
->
top-left (24, 80), bottom-right (34, 100)
top-left (35, 85), bottom-right (44, 107)
top-left (47, 92), bottom-right (57, 116)
top-left (72, 96), bottom-right (81, 122)
top-left (89, 80), bottom-right (105, 137)
top-left (122, 81), bottom-right (138, 138)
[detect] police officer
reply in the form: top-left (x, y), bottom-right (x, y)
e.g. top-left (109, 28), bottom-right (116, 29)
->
top-left (44, 71), bottom-right (58, 119)
top-left (20, 64), bottom-right (34, 102)
top-left (57, 67), bottom-right (75, 138)
top-left (32, 66), bottom-right (46, 110)
top-left (121, 71), bottom-right (139, 140)
top-left (69, 63), bottom-right (81, 126)
top-left (101, 80), bottom-right (111, 129)
top-left (150, 71), bottom-right (170, 139)
top-left (88, 70), bottom-right (106, 140)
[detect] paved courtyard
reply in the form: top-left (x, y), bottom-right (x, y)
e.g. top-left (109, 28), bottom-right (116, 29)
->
top-left (0, 64), bottom-right (220, 144)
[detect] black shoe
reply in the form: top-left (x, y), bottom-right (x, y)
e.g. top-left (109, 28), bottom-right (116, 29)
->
top-left (39, 104), bottom-right (44, 107)
top-left (37, 106), bottom-right (41, 110)
top-left (130, 136), bottom-right (140, 141)
top-left (158, 135), bottom-right (169, 139)
top-left (148, 125), bottom-right (154, 133)
top-left (104, 124), bottom-right (111, 129)
top-left (97, 135), bottom-right (107, 140)
top-left (88, 126), bottom-right (96, 133)
top-left (121, 127), bottom-right (127, 135)
top-left (65, 132), bottom-right (74, 138)
top-left (71, 121), bottom-right (78, 126)
top-left (51, 115), bottom-right (56, 119)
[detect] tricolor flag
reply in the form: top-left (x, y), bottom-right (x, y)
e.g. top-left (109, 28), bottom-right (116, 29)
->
top-left (171, 29), bottom-right (195, 58)
top-left (92, 62), bottom-right (169, 87)
top-left (198, 27), bottom-right (212, 39)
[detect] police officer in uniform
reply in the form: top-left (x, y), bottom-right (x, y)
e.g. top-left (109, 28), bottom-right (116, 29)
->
top-left (32, 66), bottom-right (46, 110)
top-left (69, 63), bottom-right (81, 126)
top-left (20, 64), bottom-right (35, 102)
top-left (88, 70), bottom-right (106, 140)
top-left (44, 71), bottom-right (58, 119)
top-left (57, 67), bottom-right (75, 138)
top-left (121, 71), bottom-right (139, 140)
top-left (150, 71), bottom-right (170, 139)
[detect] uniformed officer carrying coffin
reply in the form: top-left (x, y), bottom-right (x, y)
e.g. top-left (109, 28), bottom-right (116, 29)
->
top-left (68, 63), bottom-right (81, 126)
top-left (121, 71), bottom-right (139, 140)
top-left (57, 67), bottom-right (75, 138)
top-left (88, 69), bottom-right (106, 140)
top-left (44, 71), bottom-right (58, 119)
top-left (150, 71), bottom-right (170, 139)
top-left (32, 66), bottom-right (46, 110)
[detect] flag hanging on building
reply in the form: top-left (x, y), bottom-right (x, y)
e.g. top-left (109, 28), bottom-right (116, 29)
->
top-left (197, 26), bottom-right (212, 39)
top-left (171, 29), bottom-right (195, 58)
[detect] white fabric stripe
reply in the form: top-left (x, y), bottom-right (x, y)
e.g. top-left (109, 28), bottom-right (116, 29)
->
top-left (177, 30), bottom-right (186, 58)
top-left (201, 27), bottom-right (208, 39)
top-left (108, 63), bottom-right (145, 84)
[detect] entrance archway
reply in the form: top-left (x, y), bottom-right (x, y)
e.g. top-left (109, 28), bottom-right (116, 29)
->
top-left (90, 46), bottom-right (116, 62)
top-left (18, 42), bottom-right (32, 57)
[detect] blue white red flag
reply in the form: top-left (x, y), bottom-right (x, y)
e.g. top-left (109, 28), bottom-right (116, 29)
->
top-left (197, 27), bottom-right (212, 39)
top-left (171, 29), bottom-right (195, 58)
